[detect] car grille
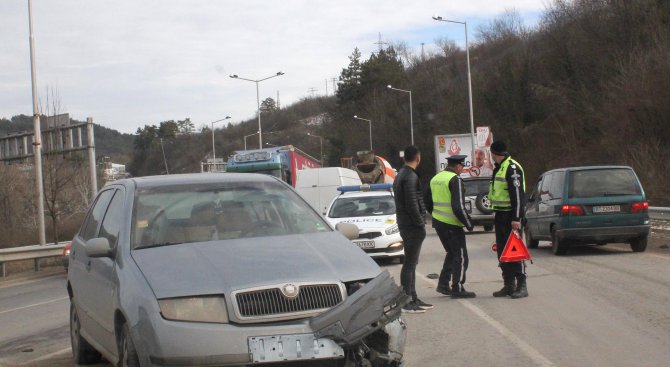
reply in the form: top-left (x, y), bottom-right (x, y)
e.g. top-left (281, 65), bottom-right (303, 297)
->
top-left (358, 231), bottom-right (382, 239)
top-left (234, 284), bottom-right (344, 321)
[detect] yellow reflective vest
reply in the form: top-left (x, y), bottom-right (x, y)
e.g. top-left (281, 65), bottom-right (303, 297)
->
top-left (429, 170), bottom-right (464, 227)
top-left (489, 157), bottom-right (525, 211)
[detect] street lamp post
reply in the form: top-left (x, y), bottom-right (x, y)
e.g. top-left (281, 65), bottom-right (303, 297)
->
top-left (229, 72), bottom-right (285, 149)
top-left (353, 115), bottom-right (373, 151)
top-left (244, 131), bottom-right (260, 150)
top-left (210, 116), bottom-right (231, 160)
top-left (432, 15), bottom-right (476, 165)
top-left (387, 85), bottom-right (414, 145)
top-left (307, 132), bottom-right (324, 166)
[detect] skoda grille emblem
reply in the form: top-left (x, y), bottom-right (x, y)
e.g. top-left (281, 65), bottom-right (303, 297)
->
top-left (281, 284), bottom-right (299, 299)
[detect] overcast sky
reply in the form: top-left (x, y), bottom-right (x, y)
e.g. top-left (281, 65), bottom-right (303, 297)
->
top-left (1, 1), bottom-right (548, 133)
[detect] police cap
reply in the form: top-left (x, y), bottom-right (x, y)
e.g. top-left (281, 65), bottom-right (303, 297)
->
top-left (446, 154), bottom-right (467, 164)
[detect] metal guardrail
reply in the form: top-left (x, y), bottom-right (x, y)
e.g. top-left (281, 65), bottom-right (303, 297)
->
top-left (0, 242), bottom-right (68, 277)
top-left (649, 207), bottom-right (670, 221)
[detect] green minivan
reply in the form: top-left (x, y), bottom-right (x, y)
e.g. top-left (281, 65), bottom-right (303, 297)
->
top-left (524, 166), bottom-right (650, 255)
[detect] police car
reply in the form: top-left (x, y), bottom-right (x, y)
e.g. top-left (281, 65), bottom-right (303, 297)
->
top-left (325, 184), bottom-right (404, 263)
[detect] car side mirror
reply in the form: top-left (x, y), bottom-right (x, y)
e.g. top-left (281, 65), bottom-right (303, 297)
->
top-left (336, 222), bottom-right (359, 241)
top-left (84, 237), bottom-right (113, 258)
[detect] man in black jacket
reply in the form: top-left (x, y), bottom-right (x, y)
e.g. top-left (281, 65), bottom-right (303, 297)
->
top-left (393, 146), bottom-right (432, 313)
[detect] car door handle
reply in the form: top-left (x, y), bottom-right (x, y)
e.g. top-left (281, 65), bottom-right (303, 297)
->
top-left (86, 260), bottom-right (91, 271)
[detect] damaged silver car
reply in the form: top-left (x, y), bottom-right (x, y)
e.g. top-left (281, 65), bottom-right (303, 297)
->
top-left (66, 173), bottom-right (408, 367)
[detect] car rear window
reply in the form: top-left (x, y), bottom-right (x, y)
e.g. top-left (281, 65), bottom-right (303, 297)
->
top-left (568, 169), bottom-right (641, 198)
top-left (464, 180), bottom-right (491, 196)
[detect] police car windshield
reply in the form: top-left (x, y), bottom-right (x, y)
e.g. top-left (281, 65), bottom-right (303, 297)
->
top-left (329, 196), bottom-right (396, 218)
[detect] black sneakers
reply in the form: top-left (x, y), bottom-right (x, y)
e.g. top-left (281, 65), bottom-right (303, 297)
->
top-left (436, 285), bottom-right (452, 296)
top-left (414, 298), bottom-right (434, 310)
top-left (450, 286), bottom-right (477, 299)
top-left (401, 301), bottom-right (426, 313)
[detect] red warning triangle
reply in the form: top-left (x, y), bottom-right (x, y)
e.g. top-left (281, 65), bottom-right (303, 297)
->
top-left (500, 230), bottom-right (532, 262)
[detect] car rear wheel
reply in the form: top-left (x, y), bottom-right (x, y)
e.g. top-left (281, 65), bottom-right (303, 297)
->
top-left (483, 224), bottom-right (494, 232)
top-left (524, 227), bottom-right (539, 249)
top-left (475, 193), bottom-right (494, 214)
top-left (70, 301), bottom-right (102, 364)
top-left (119, 323), bottom-right (141, 367)
top-left (630, 236), bottom-right (648, 252)
top-left (551, 228), bottom-right (569, 255)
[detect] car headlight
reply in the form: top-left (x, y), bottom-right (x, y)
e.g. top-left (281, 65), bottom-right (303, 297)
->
top-left (385, 224), bottom-right (399, 235)
top-left (158, 296), bottom-right (229, 323)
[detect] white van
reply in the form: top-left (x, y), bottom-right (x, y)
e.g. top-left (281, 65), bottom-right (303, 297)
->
top-left (296, 167), bottom-right (362, 215)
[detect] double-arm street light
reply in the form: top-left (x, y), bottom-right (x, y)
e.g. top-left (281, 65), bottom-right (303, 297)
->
top-left (307, 132), bottom-right (324, 166)
top-left (387, 85), bottom-right (414, 145)
top-left (244, 131), bottom-right (260, 150)
top-left (432, 15), bottom-right (476, 164)
top-left (353, 115), bottom-right (373, 151)
top-left (229, 71), bottom-right (285, 149)
top-left (210, 116), bottom-right (231, 160)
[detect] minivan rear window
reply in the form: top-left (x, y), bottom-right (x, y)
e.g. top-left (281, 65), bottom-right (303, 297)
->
top-left (568, 169), bottom-right (641, 198)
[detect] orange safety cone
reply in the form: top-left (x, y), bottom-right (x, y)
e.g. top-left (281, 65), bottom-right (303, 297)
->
top-left (499, 230), bottom-right (532, 262)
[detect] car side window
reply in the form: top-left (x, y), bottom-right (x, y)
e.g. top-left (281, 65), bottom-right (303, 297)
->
top-left (528, 178), bottom-right (542, 202)
top-left (98, 189), bottom-right (125, 249)
top-left (549, 171), bottom-right (565, 199)
top-left (540, 173), bottom-right (553, 201)
top-left (80, 189), bottom-right (116, 241)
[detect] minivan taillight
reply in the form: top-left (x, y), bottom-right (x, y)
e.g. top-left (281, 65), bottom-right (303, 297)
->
top-left (630, 201), bottom-right (649, 213)
top-left (561, 205), bottom-right (584, 216)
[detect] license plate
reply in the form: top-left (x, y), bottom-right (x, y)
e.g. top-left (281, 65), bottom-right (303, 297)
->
top-left (354, 240), bottom-right (375, 249)
top-left (593, 205), bottom-right (621, 213)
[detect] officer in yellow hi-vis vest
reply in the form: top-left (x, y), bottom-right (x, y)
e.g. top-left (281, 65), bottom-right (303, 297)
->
top-left (425, 155), bottom-right (475, 298)
top-left (488, 140), bottom-right (528, 299)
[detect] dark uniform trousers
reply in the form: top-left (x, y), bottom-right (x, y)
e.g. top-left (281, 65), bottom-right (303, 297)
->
top-left (433, 220), bottom-right (469, 289)
top-left (494, 211), bottom-right (524, 278)
top-left (399, 225), bottom-right (426, 300)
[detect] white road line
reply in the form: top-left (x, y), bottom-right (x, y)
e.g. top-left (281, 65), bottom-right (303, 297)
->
top-left (417, 271), bottom-right (556, 367)
top-left (0, 296), bottom-right (68, 316)
top-left (25, 346), bottom-right (71, 363)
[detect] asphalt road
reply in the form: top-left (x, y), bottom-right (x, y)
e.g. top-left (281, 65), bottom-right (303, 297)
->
top-left (2, 230), bottom-right (670, 367)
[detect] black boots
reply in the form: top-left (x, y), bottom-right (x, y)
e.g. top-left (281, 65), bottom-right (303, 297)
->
top-left (493, 276), bottom-right (515, 297)
top-left (451, 284), bottom-right (476, 298)
top-left (511, 275), bottom-right (529, 299)
top-left (436, 284), bottom-right (452, 296)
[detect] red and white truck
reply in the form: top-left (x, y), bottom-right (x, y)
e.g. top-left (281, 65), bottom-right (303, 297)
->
top-left (226, 145), bottom-right (320, 187)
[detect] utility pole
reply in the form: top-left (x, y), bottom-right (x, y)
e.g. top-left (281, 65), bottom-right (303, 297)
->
top-left (330, 78), bottom-right (338, 94)
top-left (307, 88), bottom-right (318, 97)
top-left (28, 0), bottom-right (46, 246)
top-left (325, 79), bottom-right (328, 96)
top-left (374, 32), bottom-right (389, 52)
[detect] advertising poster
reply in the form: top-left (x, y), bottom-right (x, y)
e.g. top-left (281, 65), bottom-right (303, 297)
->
top-left (434, 127), bottom-right (494, 177)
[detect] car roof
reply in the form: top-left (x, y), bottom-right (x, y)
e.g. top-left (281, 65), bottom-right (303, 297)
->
top-left (111, 172), bottom-right (280, 189)
top-left (543, 165), bottom-right (634, 174)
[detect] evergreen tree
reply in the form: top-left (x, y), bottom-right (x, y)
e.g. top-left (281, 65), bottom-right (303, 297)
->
top-left (336, 48), bottom-right (363, 104)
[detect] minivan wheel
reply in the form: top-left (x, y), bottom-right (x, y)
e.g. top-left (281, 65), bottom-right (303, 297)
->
top-left (524, 227), bottom-right (539, 249)
top-left (551, 229), bottom-right (569, 255)
top-left (630, 236), bottom-right (648, 252)
top-left (119, 323), bottom-right (141, 367)
top-left (70, 301), bottom-right (102, 364)
top-left (484, 224), bottom-right (494, 232)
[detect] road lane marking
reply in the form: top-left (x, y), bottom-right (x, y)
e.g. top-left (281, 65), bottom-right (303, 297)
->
top-left (0, 273), bottom-right (64, 290)
top-left (25, 346), bottom-right (72, 363)
top-left (0, 296), bottom-right (68, 315)
top-left (417, 271), bottom-right (556, 367)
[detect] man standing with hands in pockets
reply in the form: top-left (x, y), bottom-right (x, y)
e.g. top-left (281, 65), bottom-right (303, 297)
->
top-left (425, 155), bottom-right (476, 298)
top-left (489, 140), bottom-right (528, 299)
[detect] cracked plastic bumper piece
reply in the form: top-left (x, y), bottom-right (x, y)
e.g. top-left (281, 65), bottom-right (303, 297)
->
top-left (248, 334), bottom-right (345, 363)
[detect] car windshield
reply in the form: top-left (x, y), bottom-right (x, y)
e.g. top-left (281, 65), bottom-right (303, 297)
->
top-left (464, 179), bottom-right (491, 196)
top-left (568, 168), bottom-right (642, 198)
top-left (328, 195), bottom-right (396, 218)
top-left (132, 180), bottom-right (330, 249)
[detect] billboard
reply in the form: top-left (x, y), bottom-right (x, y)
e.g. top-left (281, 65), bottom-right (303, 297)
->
top-left (434, 127), bottom-right (494, 177)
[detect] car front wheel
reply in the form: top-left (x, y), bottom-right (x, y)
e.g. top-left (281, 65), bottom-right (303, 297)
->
top-left (630, 236), bottom-right (648, 252)
top-left (119, 323), bottom-right (141, 367)
top-left (524, 227), bottom-right (539, 249)
top-left (70, 301), bottom-right (101, 364)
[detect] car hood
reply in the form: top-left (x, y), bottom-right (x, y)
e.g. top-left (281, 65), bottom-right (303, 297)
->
top-left (131, 232), bottom-right (381, 299)
top-left (327, 215), bottom-right (396, 230)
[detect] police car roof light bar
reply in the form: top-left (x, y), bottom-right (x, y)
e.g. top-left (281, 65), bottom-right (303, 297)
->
top-left (337, 183), bottom-right (393, 193)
